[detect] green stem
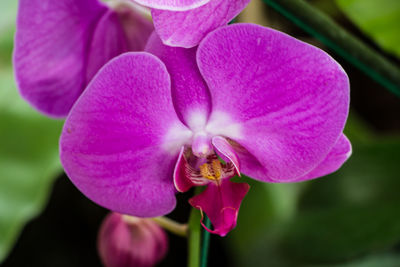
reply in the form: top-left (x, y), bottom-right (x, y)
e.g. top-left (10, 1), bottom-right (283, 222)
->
top-left (200, 216), bottom-right (212, 267)
top-left (262, 0), bottom-right (400, 97)
top-left (152, 216), bottom-right (188, 237)
top-left (188, 208), bottom-right (201, 267)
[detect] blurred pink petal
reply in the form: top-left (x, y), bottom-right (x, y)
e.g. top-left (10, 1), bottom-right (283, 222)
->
top-left (14, 0), bottom-right (152, 117)
top-left (98, 213), bottom-right (168, 267)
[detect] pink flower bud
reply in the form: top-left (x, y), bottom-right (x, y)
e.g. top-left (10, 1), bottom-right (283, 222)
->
top-left (98, 213), bottom-right (168, 267)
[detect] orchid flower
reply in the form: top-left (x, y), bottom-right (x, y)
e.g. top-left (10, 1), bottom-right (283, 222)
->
top-left (130, 0), bottom-right (250, 48)
top-left (60, 24), bottom-right (351, 236)
top-left (98, 213), bottom-right (168, 267)
top-left (13, 0), bottom-right (153, 118)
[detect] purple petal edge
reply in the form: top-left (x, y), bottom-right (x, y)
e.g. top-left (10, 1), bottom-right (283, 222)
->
top-left (294, 134), bottom-right (352, 182)
top-left (133, 0), bottom-right (210, 11)
top-left (152, 0), bottom-right (250, 48)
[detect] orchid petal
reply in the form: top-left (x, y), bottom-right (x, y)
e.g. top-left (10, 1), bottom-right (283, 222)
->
top-left (86, 10), bottom-right (129, 82)
top-left (295, 134), bottom-right (352, 182)
top-left (189, 179), bottom-right (249, 236)
top-left (86, 6), bottom-right (153, 81)
top-left (145, 33), bottom-right (211, 129)
top-left (236, 133), bottom-right (351, 183)
top-left (60, 52), bottom-right (192, 217)
top-left (152, 0), bottom-right (250, 48)
top-left (112, 3), bottom-right (154, 50)
top-left (14, 0), bottom-right (152, 118)
top-left (133, 0), bottom-right (210, 11)
top-left (14, 0), bottom-right (107, 117)
top-left (211, 136), bottom-right (240, 176)
top-left (198, 24), bottom-right (350, 182)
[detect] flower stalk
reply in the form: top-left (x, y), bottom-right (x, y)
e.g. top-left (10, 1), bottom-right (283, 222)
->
top-left (152, 216), bottom-right (188, 237)
top-left (188, 208), bottom-right (202, 267)
top-left (200, 216), bottom-right (212, 267)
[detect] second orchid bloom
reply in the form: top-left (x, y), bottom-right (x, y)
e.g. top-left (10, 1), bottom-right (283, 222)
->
top-left (60, 24), bottom-right (351, 236)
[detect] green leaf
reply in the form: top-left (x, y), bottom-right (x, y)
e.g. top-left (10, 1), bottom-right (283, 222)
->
top-left (227, 177), bottom-right (305, 267)
top-left (336, 0), bottom-right (400, 58)
top-left (0, 67), bottom-right (63, 262)
top-left (327, 253), bottom-right (400, 267)
top-left (281, 201), bottom-right (400, 263)
top-left (0, 2), bottom-right (63, 260)
top-left (227, 113), bottom-right (400, 266)
top-left (279, 140), bottom-right (400, 263)
top-left (0, 0), bottom-right (16, 65)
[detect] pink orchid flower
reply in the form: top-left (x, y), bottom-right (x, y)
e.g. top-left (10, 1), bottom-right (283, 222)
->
top-left (98, 213), bottom-right (168, 267)
top-left (60, 24), bottom-right (351, 236)
top-left (13, 0), bottom-right (153, 117)
top-left (131, 0), bottom-right (250, 48)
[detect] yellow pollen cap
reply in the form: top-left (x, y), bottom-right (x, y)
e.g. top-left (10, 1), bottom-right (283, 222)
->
top-left (199, 160), bottom-right (222, 181)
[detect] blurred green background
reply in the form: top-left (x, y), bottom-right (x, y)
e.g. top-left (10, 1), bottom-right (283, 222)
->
top-left (0, 0), bottom-right (399, 266)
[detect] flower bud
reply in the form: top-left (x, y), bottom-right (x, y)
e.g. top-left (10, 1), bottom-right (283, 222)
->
top-left (98, 213), bottom-right (168, 267)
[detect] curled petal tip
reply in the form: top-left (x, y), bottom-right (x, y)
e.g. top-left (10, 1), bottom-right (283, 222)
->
top-left (212, 136), bottom-right (241, 176)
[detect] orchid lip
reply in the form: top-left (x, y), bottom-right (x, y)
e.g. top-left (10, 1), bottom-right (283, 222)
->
top-left (174, 151), bottom-right (236, 192)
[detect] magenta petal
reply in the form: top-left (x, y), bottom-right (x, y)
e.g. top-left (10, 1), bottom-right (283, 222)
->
top-left (14, 0), bottom-right (152, 118)
top-left (152, 0), bottom-right (250, 48)
top-left (295, 134), bottom-right (352, 182)
top-left (86, 10), bottom-right (130, 82)
top-left (189, 179), bottom-right (249, 236)
top-left (14, 0), bottom-right (107, 117)
top-left (198, 24), bottom-right (350, 181)
top-left (211, 136), bottom-right (240, 176)
top-left (60, 52), bottom-right (192, 217)
top-left (86, 7), bottom-right (153, 81)
top-left (145, 33), bottom-right (211, 129)
top-left (237, 134), bottom-right (352, 183)
top-left (173, 147), bottom-right (195, 192)
top-left (132, 0), bottom-right (209, 11)
top-left (113, 4), bottom-right (154, 50)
